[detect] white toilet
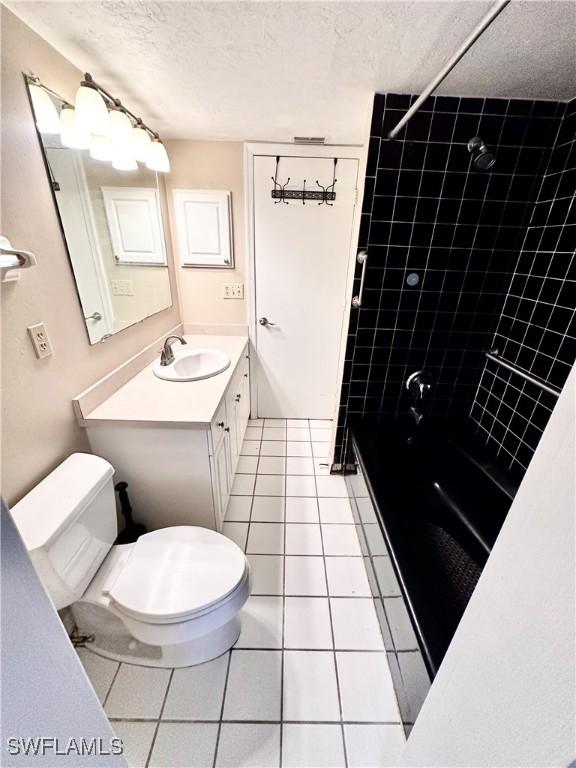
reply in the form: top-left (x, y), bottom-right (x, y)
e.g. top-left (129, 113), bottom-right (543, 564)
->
top-left (10, 453), bottom-right (251, 668)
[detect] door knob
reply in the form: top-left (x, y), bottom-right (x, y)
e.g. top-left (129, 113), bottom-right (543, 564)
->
top-left (84, 311), bottom-right (103, 321)
top-left (259, 317), bottom-right (276, 326)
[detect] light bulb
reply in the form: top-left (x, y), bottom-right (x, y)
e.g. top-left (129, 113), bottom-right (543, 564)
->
top-left (89, 134), bottom-right (113, 162)
top-left (112, 152), bottom-right (138, 171)
top-left (108, 109), bottom-right (133, 146)
top-left (59, 106), bottom-right (91, 149)
top-left (132, 124), bottom-right (152, 162)
top-left (108, 109), bottom-right (137, 170)
top-left (75, 81), bottom-right (109, 135)
top-left (146, 139), bottom-right (170, 173)
top-left (29, 83), bottom-right (60, 134)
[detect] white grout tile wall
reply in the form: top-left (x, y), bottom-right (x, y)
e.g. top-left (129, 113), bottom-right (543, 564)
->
top-left (78, 419), bottom-right (404, 768)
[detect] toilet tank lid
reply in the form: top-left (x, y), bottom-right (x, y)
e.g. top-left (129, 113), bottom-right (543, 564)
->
top-left (10, 453), bottom-right (114, 552)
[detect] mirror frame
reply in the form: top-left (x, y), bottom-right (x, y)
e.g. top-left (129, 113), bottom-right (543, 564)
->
top-left (24, 72), bottom-right (174, 344)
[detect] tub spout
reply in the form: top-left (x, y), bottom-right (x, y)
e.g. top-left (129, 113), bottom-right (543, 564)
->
top-left (410, 406), bottom-right (424, 425)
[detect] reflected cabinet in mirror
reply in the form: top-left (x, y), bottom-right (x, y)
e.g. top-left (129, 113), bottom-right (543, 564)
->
top-left (26, 77), bottom-right (172, 344)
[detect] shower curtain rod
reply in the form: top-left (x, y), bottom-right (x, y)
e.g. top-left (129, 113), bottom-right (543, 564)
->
top-left (388, 0), bottom-right (511, 140)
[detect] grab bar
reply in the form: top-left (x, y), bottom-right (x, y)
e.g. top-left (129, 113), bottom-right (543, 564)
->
top-left (485, 350), bottom-right (561, 398)
top-left (351, 250), bottom-right (368, 308)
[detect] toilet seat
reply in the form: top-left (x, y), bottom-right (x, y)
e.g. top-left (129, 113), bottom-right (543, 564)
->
top-left (106, 527), bottom-right (248, 625)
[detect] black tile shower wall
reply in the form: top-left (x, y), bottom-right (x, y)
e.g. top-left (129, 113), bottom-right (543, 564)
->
top-left (470, 98), bottom-right (576, 484)
top-left (336, 93), bottom-right (565, 461)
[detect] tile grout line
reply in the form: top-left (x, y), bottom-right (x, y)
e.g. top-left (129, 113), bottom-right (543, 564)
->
top-left (279, 424), bottom-right (288, 768)
top-left (101, 660), bottom-right (122, 711)
top-left (246, 422), bottom-right (352, 766)
top-left (109, 717), bottom-right (404, 725)
top-left (212, 651), bottom-right (234, 768)
top-left (315, 468), bottom-right (350, 768)
top-left (217, 419), bottom-right (262, 766)
top-left (221, 422), bottom-right (262, 762)
top-left (227, 647), bottom-right (391, 653)
top-left (144, 668), bottom-right (174, 768)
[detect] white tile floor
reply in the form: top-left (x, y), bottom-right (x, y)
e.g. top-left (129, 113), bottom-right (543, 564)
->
top-left (78, 419), bottom-right (404, 768)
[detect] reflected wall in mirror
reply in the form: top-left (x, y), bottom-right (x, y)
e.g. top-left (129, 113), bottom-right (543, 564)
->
top-left (26, 78), bottom-right (172, 344)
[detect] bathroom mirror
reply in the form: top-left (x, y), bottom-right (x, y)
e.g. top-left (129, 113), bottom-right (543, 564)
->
top-left (26, 79), bottom-right (172, 344)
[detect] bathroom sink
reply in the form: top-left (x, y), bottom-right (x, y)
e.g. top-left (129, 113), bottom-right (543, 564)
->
top-left (153, 348), bottom-right (231, 382)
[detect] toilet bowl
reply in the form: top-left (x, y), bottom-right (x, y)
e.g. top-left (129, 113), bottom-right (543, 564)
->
top-left (10, 453), bottom-right (251, 668)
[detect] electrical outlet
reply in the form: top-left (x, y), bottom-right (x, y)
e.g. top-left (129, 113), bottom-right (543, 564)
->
top-left (112, 279), bottom-right (134, 296)
top-left (222, 283), bottom-right (244, 299)
top-left (27, 323), bottom-right (53, 359)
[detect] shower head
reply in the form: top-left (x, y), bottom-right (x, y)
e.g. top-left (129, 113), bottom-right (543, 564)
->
top-left (467, 136), bottom-right (496, 170)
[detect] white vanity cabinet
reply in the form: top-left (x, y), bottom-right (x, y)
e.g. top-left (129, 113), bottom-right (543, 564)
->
top-left (83, 338), bottom-right (250, 533)
top-left (210, 352), bottom-right (250, 527)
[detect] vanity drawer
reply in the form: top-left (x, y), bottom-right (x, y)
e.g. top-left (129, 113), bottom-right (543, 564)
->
top-left (210, 398), bottom-right (228, 452)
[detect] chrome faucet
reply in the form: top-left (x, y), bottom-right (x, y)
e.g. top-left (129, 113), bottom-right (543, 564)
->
top-left (406, 370), bottom-right (432, 426)
top-left (405, 370), bottom-right (432, 400)
top-left (160, 335), bottom-right (187, 366)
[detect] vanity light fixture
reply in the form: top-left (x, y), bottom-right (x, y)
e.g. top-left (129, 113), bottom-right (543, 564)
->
top-left (146, 138), bottom-right (171, 173)
top-left (132, 119), bottom-right (153, 162)
top-left (89, 134), bottom-right (114, 162)
top-left (75, 74), bottom-right (110, 135)
top-left (28, 82), bottom-right (60, 134)
top-left (108, 106), bottom-right (137, 170)
top-left (25, 72), bottom-right (170, 173)
top-left (112, 153), bottom-right (138, 172)
top-left (59, 105), bottom-right (91, 150)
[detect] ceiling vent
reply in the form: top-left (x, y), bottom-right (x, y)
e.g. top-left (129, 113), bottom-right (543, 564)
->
top-left (293, 136), bottom-right (325, 145)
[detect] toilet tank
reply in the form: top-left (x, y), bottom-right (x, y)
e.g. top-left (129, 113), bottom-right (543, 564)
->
top-left (10, 453), bottom-right (117, 610)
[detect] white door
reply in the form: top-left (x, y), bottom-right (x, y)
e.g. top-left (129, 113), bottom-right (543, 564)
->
top-left (47, 148), bottom-right (114, 342)
top-left (101, 187), bottom-right (166, 265)
top-left (253, 155), bottom-right (358, 418)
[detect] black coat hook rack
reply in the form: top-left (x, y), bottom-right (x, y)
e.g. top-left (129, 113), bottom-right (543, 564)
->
top-left (271, 157), bottom-right (337, 205)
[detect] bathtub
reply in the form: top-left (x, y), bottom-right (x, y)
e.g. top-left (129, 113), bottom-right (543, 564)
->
top-left (345, 415), bottom-right (513, 731)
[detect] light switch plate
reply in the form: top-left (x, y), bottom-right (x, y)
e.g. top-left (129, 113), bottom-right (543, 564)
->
top-left (222, 283), bottom-right (244, 299)
top-left (27, 322), bottom-right (53, 359)
top-left (112, 279), bottom-right (134, 296)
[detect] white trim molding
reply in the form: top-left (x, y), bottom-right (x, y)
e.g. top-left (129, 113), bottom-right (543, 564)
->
top-left (243, 141), bottom-right (368, 453)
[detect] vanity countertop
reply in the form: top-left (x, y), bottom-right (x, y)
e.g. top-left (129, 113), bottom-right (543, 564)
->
top-left (82, 335), bottom-right (249, 427)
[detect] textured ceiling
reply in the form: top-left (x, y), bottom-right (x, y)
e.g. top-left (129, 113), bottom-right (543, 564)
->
top-left (6, 1), bottom-right (576, 143)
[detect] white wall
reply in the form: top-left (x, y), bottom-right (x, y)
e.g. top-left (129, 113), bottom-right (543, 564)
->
top-left (164, 140), bottom-right (247, 328)
top-left (400, 364), bottom-right (575, 767)
top-left (1, 9), bottom-right (181, 505)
